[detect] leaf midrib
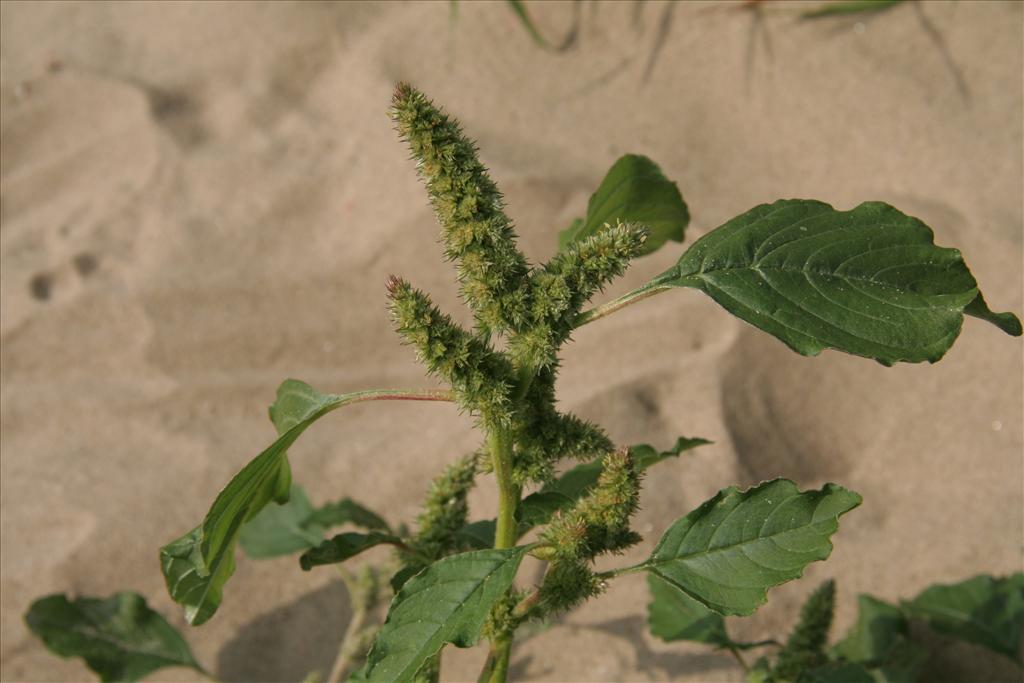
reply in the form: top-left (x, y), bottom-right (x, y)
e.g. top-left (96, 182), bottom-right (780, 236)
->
top-left (646, 515), bottom-right (837, 571)
top-left (684, 262), bottom-right (968, 301)
top-left (64, 620), bottom-right (193, 666)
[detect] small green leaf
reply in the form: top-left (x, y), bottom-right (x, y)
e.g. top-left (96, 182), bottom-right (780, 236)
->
top-left (305, 498), bottom-right (391, 532)
top-left (659, 200), bottom-right (1019, 364)
top-left (644, 479), bottom-right (861, 616)
top-left (647, 574), bottom-right (731, 648)
top-left (630, 436), bottom-right (712, 470)
top-left (798, 662), bottom-right (875, 683)
top-left (866, 638), bottom-right (928, 683)
top-left (161, 380), bottom-right (387, 625)
top-left (299, 532), bottom-right (404, 571)
top-left (240, 484), bottom-right (325, 559)
top-left (801, 0), bottom-right (904, 19)
top-left (901, 572), bottom-right (1024, 664)
top-left (833, 595), bottom-right (907, 664)
top-left (456, 519), bottom-right (497, 549)
top-left (240, 484), bottom-right (391, 560)
top-left (559, 155), bottom-right (690, 257)
top-left (390, 565), bottom-right (423, 594)
top-left (515, 491), bottom-right (574, 529)
top-left (25, 592), bottom-right (203, 683)
top-left (363, 547), bottom-right (529, 682)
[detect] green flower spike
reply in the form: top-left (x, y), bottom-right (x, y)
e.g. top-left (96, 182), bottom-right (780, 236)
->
top-left (390, 83), bottom-right (531, 335)
top-left (386, 275), bottom-right (514, 424)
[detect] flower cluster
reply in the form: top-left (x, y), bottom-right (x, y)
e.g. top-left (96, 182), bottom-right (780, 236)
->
top-left (535, 450), bottom-right (642, 612)
top-left (411, 454), bottom-right (479, 562)
top-left (771, 579), bottom-right (836, 681)
top-left (391, 83), bottom-right (531, 335)
top-left (387, 276), bottom-right (515, 425)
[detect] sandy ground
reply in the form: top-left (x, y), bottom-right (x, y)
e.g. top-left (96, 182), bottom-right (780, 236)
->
top-left (1, 2), bottom-right (1021, 682)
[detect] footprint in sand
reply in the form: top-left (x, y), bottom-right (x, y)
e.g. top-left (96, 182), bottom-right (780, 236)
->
top-left (26, 252), bottom-right (101, 303)
top-left (720, 328), bottom-right (902, 485)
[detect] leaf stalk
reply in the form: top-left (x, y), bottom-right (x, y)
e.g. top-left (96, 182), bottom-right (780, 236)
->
top-left (573, 275), bottom-right (675, 328)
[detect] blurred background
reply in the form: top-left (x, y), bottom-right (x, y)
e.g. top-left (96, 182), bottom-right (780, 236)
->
top-left (1, 1), bottom-right (1021, 681)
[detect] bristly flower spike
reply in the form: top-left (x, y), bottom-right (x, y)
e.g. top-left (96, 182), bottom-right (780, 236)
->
top-left (772, 579), bottom-right (837, 680)
top-left (390, 83), bottom-right (531, 335)
top-left (386, 275), bottom-right (515, 425)
top-left (511, 221), bottom-right (649, 369)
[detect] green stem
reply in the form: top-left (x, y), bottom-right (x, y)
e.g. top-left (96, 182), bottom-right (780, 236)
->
top-left (486, 415), bottom-right (520, 683)
top-left (476, 653), bottom-right (496, 683)
top-left (573, 274), bottom-right (675, 328)
top-left (489, 427), bottom-right (519, 550)
top-left (727, 645), bottom-right (750, 673)
top-left (487, 638), bottom-right (513, 683)
top-left (340, 388), bottom-right (457, 404)
top-left (328, 567), bottom-right (368, 683)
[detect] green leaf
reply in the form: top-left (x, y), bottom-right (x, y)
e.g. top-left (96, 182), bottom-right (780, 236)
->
top-left (25, 592), bottom-right (203, 683)
top-left (305, 498), bottom-right (391, 532)
top-left (833, 595), bottom-right (907, 664)
top-left (902, 572), bottom-right (1024, 664)
top-left (798, 662), bottom-right (875, 683)
top-left (161, 380), bottom-right (385, 625)
top-left (647, 574), bottom-right (731, 648)
top-left (630, 436), bottom-right (712, 471)
top-left (160, 526), bottom-right (224, 627)
top-left (362, 547), bottom-right (528, 682)
top-left (516, 491), bottom-right (573, 530)
top-left (643, 479), bottom-right (861, 615)
top-left (456, 519), bottom-right (497, 549)
top-left (390, 565), bottom-right (423, 594)
top-left (239, 484), bottom-right (325, 559)
top-left (801, 0), bottom-right (904, 19)
top-left (300, 532), bottom-right (404, 571)
top-left (866, 638), bottom-right (928, 683)
top-left (559, 154), bottom-right (690, 257)
top-left (240, 483), bottom-right (391, 560)
top-left (659, 200), bottom-right (1020, 365)
top-left (965, 292), bottom-right (1023, 336)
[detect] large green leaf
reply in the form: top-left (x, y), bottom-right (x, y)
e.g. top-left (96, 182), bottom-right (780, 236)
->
top-left (517, 436), bottom-right (711, 534)
top-left (362, 547), bottom-right (528, 682)
top-left (25, 593), bottom-right (203, 683)
top-left (559, 154), bottom-right (689, 256)
top-left (160, 380), bottom-right (389, 625)
top-left (657, 200), bottom-right (1020, 365)
top-left (299, 531), bottom-right (405, 571)
top-left (902, 572), bottom-right (1024, 664)
top-left (643, 479), bottom-right (861, 615)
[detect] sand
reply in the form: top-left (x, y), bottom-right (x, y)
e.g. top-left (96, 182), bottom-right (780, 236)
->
top-left (1, 1), bottom-right (1021, 681)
